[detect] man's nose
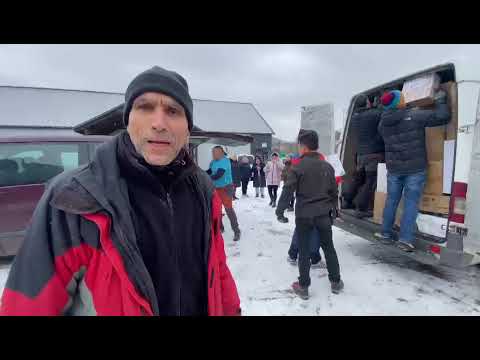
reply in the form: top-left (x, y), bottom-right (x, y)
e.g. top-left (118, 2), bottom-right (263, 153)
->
top-left (151, 109), bottom-right (168, 131)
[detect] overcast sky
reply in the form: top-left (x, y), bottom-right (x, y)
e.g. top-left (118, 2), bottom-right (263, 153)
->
top-left (0, 44), bottom-right (478, 141)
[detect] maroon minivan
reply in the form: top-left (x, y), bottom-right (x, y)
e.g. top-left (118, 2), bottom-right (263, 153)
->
top-left (0, 135), bottom-right (110, 257)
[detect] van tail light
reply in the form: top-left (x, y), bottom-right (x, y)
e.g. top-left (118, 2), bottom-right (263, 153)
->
top-left (430, 245), bottom-right (442, 255)
top-left (450, 182), bottom-right (468, 224)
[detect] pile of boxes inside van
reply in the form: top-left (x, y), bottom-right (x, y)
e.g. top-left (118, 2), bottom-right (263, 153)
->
top-left (372, 73), bottom-right (457, 238)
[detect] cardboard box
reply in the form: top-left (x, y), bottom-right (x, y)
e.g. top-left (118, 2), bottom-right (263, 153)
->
top-left (426, 126), bottom-right (446, 162)
top-left (402, 73), bottom-right (440, 107)
top-left (443, 140), bottom-right (455, 194)
top-left (376, 163), bottom-right (387, 193)
top-left (419, 195), bottom-right (450, 215)
top-left (424, 161), bottom-right (443, 195)
top-left (440, 81), bottom-right (458, 140)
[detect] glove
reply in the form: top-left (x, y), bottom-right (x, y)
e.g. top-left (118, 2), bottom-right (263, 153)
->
top-left (277, 215), bottom-right (289, 223)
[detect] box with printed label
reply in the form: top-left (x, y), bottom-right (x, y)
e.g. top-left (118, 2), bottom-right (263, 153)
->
top-left (402, 73), bottom-right (440, 108)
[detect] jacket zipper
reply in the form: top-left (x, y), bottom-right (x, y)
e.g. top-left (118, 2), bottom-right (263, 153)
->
top-left (165, 191), bottom-right (181, 316)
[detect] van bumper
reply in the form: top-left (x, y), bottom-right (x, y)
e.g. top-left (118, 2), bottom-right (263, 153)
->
top-left (335, 211), bottom-right (478, 268)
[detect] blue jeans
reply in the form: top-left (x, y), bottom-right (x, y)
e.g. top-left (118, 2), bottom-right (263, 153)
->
top-left (288, 227), bottom-right (321, 263)
top-left (382, 170), bottom-right (427, 244)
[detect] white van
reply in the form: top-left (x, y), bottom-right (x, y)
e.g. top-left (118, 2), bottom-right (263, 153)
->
top-left (335, 62), bottom-right (480, 267)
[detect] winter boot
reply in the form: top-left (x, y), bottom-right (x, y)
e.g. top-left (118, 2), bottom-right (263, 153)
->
top-left (226, 208), bottom-right (241, 242)
top-left (269, 199), bottom-right (273, 206)
top-left (233, 229), bottom-right (241, 242)
top-left (256, 193), bottom-right (259, 198)
top-left (287, 256), bottom-right (297, 266)
top-left (397, 241), bottom-right (415, 252)
top-left (292, 282), bottom-right (309, 300)
top-left (374, 232), bottom-right (395, 245)
top-left (272, 199), bottom-right (277, 208)
top-left (331, 280), bottom-right (344, 294)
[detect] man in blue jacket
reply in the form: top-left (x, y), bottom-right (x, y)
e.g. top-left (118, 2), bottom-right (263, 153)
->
top-left (207, 146), bottom-right (241, 241)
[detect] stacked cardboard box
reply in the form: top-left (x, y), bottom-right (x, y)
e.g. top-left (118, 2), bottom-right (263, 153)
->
top-left (402, 73), bottom-right (440, 108)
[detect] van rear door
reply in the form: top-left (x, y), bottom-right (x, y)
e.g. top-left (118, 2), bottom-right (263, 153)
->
top-left (463, 91), bottom-right (480, 255)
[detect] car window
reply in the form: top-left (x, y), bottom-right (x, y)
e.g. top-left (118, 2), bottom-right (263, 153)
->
top-left (0, 143), bottom-right (80, 187)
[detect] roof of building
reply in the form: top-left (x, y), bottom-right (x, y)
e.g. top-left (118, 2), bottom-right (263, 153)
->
top-left (0, 86), bottom-right (274, 135)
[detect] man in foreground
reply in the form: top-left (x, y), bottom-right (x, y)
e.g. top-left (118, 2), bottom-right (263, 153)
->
top-left (276, 130), bottom-right (343, 300)
top-left (0, 66), bottom-right (241, 316)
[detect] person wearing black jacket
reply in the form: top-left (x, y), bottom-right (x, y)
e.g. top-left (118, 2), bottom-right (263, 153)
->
top-left (251, 156), bottom-right (266, 198)
top-left (230, 155), bottom-right (241, 200)
top-left (276, 130), bottom-right (343, 299)
top-left (239, 157), bottom-right (252, 196)
top-left (341, 95), bottom-right (385, 218)
top-left (375, 89), bottom-right (450, 252)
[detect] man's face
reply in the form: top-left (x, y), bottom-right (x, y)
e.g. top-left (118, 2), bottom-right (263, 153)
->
top-left (127, 92), bottom-right (189, 166)
top-left (212, 148), bottom-right (223, 161)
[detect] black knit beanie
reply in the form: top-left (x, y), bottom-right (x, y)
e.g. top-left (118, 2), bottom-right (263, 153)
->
top-left (123, 66), bottom-right (193, 131)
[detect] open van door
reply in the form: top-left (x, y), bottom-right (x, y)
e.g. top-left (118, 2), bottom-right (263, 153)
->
top-left (463, 91), bottom-right (480, 260)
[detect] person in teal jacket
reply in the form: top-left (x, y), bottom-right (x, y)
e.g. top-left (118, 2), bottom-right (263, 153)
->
top-left (207, 146), bottom-right (241, 241)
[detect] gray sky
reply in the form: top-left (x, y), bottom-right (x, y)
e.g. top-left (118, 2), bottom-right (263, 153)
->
top-left (0, 44), bottom-right (478, 141)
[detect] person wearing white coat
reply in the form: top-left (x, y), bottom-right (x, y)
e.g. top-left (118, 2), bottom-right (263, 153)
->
top-left (265, 152), bottom-right (284, 207)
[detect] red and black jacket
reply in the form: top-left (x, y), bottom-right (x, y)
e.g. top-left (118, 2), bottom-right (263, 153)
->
top-left (0, 135), bottom-right (240, 316)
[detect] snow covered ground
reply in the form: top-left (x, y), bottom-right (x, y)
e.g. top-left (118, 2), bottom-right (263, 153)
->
top-left (1, 184), bottom-right (480, 315)
top-left (223, 186), bottom-right (480, 316)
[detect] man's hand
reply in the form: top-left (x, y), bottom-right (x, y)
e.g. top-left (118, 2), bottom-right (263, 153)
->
top-left (277, 214), bottom-right (289, 223)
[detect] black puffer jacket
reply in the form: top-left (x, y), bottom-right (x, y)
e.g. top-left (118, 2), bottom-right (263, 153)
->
top-left (378, 103), bottom-right (450, 175)
top-left (350, 108), bottom-right (384, 156)
top-left (276, 152), bottom-right (338, 219)
top-left (230, 160), bottom-right (241, 187)
top-left (251, 164), bottom-right (266, 188)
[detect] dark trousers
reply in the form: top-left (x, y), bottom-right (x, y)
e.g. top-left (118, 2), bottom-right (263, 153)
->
top-left (267, 185), bottom-right (279, 202)
top-left (296, 216), bottom-right (341, 287)
top-left (289, 196), bottom-right (295, 209)
top-left (241, 180), bottom-right (249, 195)
top-left (288, 227), bottom-right (321, 263)
top-left (342, 153), bottom-right (384, 211)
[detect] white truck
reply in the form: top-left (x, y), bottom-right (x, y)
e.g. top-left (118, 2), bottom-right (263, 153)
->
top-left (334, 62), bottom-right (480, 267)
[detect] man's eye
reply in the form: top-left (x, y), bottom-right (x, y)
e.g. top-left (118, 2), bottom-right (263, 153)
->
top-left (167, 107), bottom-right (179, 115)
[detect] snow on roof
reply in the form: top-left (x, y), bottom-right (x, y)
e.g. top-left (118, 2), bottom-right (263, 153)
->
top-left (0, 86), bottom-right (124, 128)
top-left (0, 86), bottom-right (274, 135)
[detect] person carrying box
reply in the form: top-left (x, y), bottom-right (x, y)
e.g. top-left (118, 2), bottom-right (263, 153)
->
top-left (374, 89), bottom-right (450, 252)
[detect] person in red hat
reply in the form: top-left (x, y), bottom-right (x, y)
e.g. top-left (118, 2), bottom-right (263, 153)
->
top-left (375, 89), bottom-right (450, 252)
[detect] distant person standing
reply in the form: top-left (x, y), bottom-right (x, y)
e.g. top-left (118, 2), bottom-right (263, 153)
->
top-left (276, 130), bottom-right (343, 300)
top-left (230, 154), bottom-right (241, 200)
top-left (251, 156), bottom-right (266, 198)
top-left (265, 152), bottom-right (284, 208)
top-left (281, 155), bottom-right (295, 211)
top-left (239, 156), bottom-right (252, 197)
top-left (207, 146), bottom-right (241, 241)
